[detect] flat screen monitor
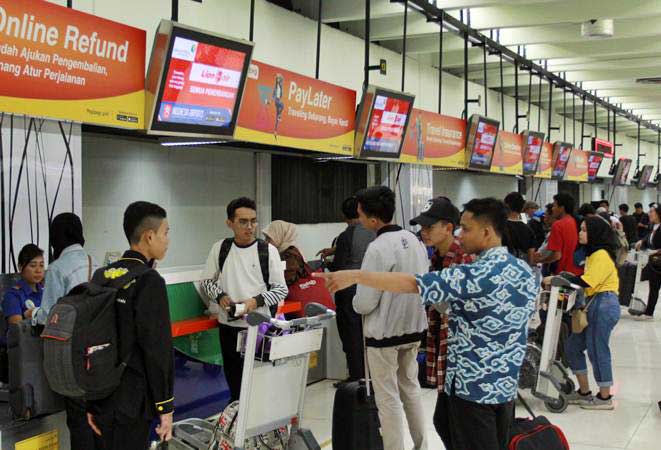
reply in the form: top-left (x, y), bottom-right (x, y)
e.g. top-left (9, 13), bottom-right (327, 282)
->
top-left (466, 114), bottom-right (500, 171)
top-left (521, 131), bottom-right (545, 175)
top-left (612, 158), bottom-right (632, 186)
top-left (354, 85), bottom-right (415, 159)
top-left (592, 137), bottom-right (614, 158)
top-left (587, 152), bottom-right (604, 182)
top-left (637, 165), bottom-right (654, 189)
top-left (145, 20), bottom-right (254, 138)
top-left (551, 141), bottom-right (573, 180)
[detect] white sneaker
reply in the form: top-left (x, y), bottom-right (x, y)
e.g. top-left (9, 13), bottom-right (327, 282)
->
top-left (639, 315), bottom-right (654, 321)
top-left (566, 389), bottom-right (593, 405)
top-left (580, 395), bottom-right (615, 410)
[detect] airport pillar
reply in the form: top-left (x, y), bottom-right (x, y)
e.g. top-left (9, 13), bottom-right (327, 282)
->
top-left (536, 179), bottom-right (558, 208)
top-left (255, 153), bottom-right (272, 228)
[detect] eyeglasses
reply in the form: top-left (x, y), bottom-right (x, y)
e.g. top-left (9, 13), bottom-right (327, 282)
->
top-left (237, 219), bottom-right (258, 229)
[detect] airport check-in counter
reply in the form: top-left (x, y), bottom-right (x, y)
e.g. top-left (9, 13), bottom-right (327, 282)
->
top-left (0, 265), bottom-right (348, 446)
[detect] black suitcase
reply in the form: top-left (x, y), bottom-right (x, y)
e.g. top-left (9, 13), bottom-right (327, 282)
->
top-left (618, 262), bottom-right (636, 307)
top-left (7, 320), bottom-right (65, 419)
top-left (332, 380), bottom-right (383, 450)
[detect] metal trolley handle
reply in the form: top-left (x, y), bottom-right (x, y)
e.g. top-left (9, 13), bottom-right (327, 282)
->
top-left (246, 302), bottom-right (336, 330)
top-left (551, 275), bottom-right (583, 293)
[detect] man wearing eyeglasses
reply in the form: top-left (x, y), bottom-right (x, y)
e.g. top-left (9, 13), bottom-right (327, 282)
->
top-left (201, 197), bottom-right (288, 401)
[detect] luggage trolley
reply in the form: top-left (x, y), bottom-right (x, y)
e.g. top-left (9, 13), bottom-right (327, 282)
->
top-left (530, 276), bottom-right (581, 413)
top-left (629, 250), bottom-right (649, 316)
top-left (231, 303), bottom-right (334, 450)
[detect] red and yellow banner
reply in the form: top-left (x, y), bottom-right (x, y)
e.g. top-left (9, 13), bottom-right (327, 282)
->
top-left (565, 149), bottom-right (589, 182)
top-left (400, 109), bottom-right (466, 168)
top-left (490, 131), bottom-right (523, 175)
top-left (0, 0), bottom-right (146, 128)
top-left (235, 61), bottom-right (356, 155)
top-left (535, 142), bottom-right (553, 179)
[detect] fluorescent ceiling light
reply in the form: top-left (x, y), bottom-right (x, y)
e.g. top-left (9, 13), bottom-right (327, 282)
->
top-left (314, 156), bottom-right (354, 161)
top-left (160, 140), bottom-right (228, 147)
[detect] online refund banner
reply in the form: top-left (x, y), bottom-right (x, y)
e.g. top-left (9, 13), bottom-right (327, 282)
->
top-left (0, 0), bottom-right (146, 128)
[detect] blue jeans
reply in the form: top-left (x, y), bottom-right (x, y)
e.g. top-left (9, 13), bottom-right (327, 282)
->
top-left (565, 292), bottom-right (620, 387)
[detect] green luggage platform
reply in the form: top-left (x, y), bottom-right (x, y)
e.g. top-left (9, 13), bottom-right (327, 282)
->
top-left (166, 281), bottom-right (222, 366)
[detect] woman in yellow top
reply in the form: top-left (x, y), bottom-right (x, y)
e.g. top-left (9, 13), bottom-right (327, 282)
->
top-left (564, 215), bottom-right (621, 410)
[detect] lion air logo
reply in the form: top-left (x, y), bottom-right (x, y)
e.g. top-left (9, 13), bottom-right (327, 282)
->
top-left (200, 68), bottom-right (230, 84)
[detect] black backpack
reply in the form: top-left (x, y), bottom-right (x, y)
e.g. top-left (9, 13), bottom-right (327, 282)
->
top-left (218, 239), bottom-right (276, 315)
top-left (41, 264), bottom-right (151, 400)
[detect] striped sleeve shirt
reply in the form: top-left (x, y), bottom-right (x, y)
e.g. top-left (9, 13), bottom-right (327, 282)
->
top-left (202, 239), bottom-right (288, 327)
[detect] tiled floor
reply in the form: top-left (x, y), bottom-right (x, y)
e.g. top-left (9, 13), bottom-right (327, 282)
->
top-left (301, 310), bottom-right (661, 449)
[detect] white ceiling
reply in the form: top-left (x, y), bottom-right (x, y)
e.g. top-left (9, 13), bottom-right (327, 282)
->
top-left (291, 0), bottom-right (661, 143)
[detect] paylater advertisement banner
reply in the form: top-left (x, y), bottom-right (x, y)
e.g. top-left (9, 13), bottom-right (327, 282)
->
top-left (400, 109), bottom-right (466, 168)
top-left (235, 61), bottom-right (356, 155)
top-left (535, 142), bottom-right (553, 179)
top-left (0, 0), bottom-right (145, 128)
top-left (565, 149), bottom-right (589, 182)
top-left (490, 131), bottom-right (523, 175)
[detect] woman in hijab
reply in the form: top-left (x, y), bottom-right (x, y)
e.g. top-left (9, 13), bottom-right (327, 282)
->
top-left (554, 215), bottom-right (621, 411)
top-left (262, 220), bottom-right (307, 287)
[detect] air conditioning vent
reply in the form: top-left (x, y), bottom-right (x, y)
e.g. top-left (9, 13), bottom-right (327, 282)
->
top-left (581, 19), bottom-right (614, 39)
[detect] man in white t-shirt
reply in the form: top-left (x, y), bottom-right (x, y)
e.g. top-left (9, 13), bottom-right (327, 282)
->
top-left (201, 197), bottom-right (288, 401)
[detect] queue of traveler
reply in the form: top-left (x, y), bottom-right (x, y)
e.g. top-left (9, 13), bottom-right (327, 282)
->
top-left (1, 190), bottom-right (657, 450)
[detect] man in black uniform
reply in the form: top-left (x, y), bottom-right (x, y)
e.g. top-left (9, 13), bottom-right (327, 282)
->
top-left (87, 201), bottom-right (174, 449)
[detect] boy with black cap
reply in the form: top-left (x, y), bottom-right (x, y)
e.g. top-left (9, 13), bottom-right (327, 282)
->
top-left (410, 197), bottom-right (475, 450)
top-left (32, 212), bottom-right (100, 450)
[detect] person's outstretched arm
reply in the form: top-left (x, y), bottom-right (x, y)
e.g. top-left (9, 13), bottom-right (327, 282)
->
top-left (313, 270), bottom-right (418, 294)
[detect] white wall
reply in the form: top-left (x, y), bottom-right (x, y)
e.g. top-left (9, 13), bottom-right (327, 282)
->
top-left (297, 223), bottom-right (347, 262)
top-left (433, 171), bottom-right (518, 207)
top-left (82, 134), bottom-right (256, 268)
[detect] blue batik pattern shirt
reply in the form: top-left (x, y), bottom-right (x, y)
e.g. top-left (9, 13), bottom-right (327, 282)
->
top-left (415, 246), bottom-right (538, 404)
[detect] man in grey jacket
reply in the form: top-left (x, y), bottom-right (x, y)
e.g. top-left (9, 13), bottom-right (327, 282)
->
top-left (353, 186), bottom-right (429, 450)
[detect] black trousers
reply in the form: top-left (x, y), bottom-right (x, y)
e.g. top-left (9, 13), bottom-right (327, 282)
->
top-left (439, 394), bottom-right (514, 450)
top-left (66, 397), bottom-right (99, 450)
top-left (334, 287), bottom-right (364, 380)
top-left (219, 323), bottom-right (245, 402)
top-left (93, 409), bottom-right (151, 450)
top-left (646, 271), bottom-right (661, 317)
top-left (433, 391), bottom-right (453, 450)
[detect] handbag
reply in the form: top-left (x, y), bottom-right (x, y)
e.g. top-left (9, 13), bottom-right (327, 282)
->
top-left (571, 297), bottom-right (595, 334)
top-left (641, 252), bottom-right (661, 281)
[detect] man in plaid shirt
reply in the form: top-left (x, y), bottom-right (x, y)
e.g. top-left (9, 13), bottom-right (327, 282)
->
top-left (411, 197), bottom-right (475, 450)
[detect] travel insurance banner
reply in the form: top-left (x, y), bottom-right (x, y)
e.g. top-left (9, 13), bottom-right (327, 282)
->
top-left (490, 131), bottom-right (523, 175)
top-left (235, 61), bottom-right (356, 155)
top-left (0, 0), bottom-right (146, 128)
top-left (400, 109), bottom-right (466, 168)
top-left (535, 142), bottom-right (553, 179)
top-left (565, 149), bottom-right (589, 182)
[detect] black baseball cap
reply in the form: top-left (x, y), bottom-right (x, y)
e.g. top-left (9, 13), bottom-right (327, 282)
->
top-left (410, 197), bottom-right (461, 227)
